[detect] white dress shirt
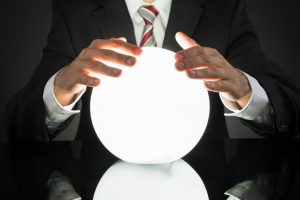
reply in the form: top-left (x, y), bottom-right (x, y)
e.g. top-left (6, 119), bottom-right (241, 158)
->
top-left (43, 0), bottom-right (272, 130)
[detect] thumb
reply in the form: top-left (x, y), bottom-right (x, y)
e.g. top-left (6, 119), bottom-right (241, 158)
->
top-left (175, 32), bottom-right (199, 49)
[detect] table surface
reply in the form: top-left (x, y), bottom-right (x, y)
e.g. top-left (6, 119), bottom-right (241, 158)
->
top-left (1, 140), bottom-right (299, 200)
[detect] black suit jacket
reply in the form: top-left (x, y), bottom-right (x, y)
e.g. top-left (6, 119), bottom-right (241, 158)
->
top-left (5, 0), bottom-right (300, 199)
top-left (5, 0), bottom-right (300, 141)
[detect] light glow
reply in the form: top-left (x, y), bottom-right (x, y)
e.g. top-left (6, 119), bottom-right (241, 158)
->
top-left (90, 47), bottom-right (210, 164)
top-left (93, 160), bottom-right (209, 200)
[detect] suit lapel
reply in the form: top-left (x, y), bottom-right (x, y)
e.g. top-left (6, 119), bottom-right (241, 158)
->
top-left (163, 0), bottom-right (206, 51)
top-left (93, 0), bottom-right (137, 45)
top-left (93, 0), bottom-right (205, 50)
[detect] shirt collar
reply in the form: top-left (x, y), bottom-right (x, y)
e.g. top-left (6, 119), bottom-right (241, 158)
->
top-left (125, 0), bottom-right (172, 23)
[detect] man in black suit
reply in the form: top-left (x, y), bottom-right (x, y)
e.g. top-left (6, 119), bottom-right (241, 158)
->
top-left (5, 0), bottom-right (300, 199)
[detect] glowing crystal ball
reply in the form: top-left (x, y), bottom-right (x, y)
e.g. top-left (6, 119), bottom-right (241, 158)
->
top-left (93, 160), bottom-right (209, 200)
top-left (90, 47), bottom-right (210, 164)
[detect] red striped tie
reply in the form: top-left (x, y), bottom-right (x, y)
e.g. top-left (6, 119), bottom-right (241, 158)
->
top-left (137, 5), bottom-right (159, 47)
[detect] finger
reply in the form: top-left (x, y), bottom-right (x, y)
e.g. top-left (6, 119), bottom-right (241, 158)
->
top-left (204, 80), bottom-right (229, 92)
top-left (175, 46), bottom-right (221, 63)
top-left (175, 32), bottom-right (199, 50)
top-left (79, 48), bottom-right (136, 67)
top-left (186, 67), bottom-right (224, 81)
top-left (175, 46), bottom-right (204, 61)
top-left (110, 37), bottom-right (127, 42)
top-left (77, 74), bottom-right (101, 87)
top-left (76, 59), bottom-right (122, 78)
top-left (175, 54), bottom-right (208, 71)
top-left (90, 39), bottom-right (142, 56)
top-left (176, 54), bottom-right (224, 72)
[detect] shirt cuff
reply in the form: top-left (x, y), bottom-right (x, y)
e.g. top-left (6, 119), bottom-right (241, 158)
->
top-left (43, 71), bottom-right (86, 128)
top-left (220, 72), bottom-right (272, 122)
top-left (225, 180), bottom-right (256, 200)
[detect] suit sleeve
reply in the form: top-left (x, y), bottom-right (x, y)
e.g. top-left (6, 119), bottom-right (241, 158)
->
top-left (5, 0), bottom-right (77, 141)
top-left (225, 0), bottom-right (300, 137)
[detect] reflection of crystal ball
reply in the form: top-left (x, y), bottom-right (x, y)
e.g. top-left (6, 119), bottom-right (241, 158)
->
top-left (90, 47), bottom-right (210, 164)
top-left (93, 160), bottom-right (209, 200)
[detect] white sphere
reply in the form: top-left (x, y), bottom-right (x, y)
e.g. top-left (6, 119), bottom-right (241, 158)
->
top-left (90, 47), bottom-right (210, 164)
top-left (93, 160), bottom-right (209, 200)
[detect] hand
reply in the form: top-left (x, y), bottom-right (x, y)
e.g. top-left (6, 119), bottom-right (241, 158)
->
top-left (54, 38), bottom-right (142, 106)
top-left (175, 32), bottom-right (252, 109)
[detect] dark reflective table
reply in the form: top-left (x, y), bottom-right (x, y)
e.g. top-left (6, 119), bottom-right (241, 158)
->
top-left (1, 139), bottom-right (300, 200)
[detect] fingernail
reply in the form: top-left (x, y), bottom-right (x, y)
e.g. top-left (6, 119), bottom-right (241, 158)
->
top-left (135, 48), bottom-right (142, 55)
top-left (175, 62), bottom-right (185, 70)
top-left (89, 78), bottom-right (99, 85)
top-left (188, 70), bottom-right (198, 78)
top-left (175, 53), bottom-right (184, 61)
top-left (93, 78), bottom-right (99, 85)
top-left (205, 81), bottom-right (212, 86)
top-left (112, 68), bottom-right (121, 76)
top-left (120, 37), bottom-right (127, 42)
top-left (126, 57), bottom-right (135, 65)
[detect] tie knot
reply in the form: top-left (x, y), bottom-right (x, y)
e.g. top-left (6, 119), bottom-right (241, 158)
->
top-left (138, 5), bottom-right (159, 25)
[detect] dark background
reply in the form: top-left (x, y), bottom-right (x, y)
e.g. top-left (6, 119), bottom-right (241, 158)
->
top-left (0, 0), bottom-right (299, 198)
